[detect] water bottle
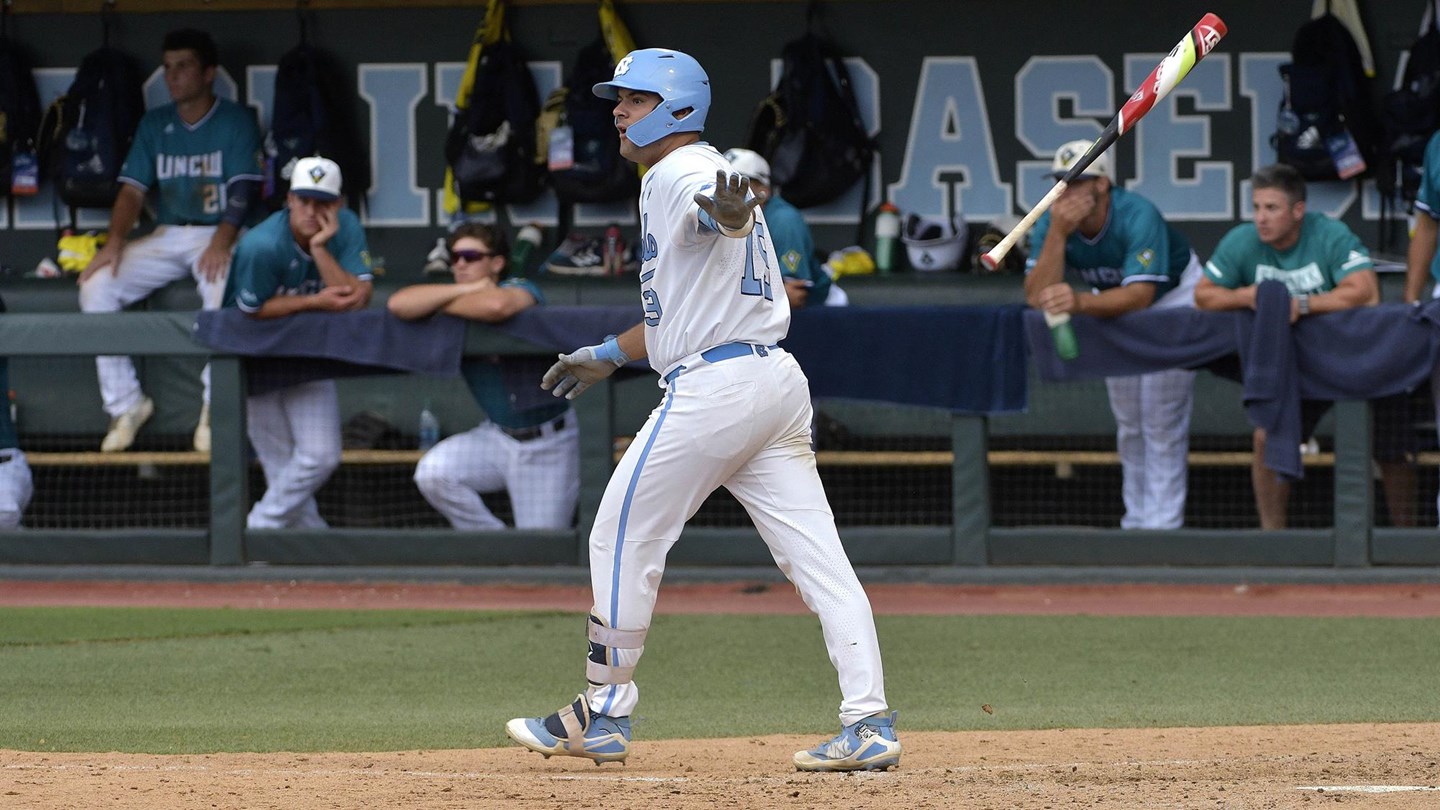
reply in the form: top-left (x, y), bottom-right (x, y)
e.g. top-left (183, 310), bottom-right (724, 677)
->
top-left (874, 202), bottom-right (901, 274)
top-left (1043, 311), bottom-right (1080, 360)
top-left (418, 402), bottom-right (440, 451)
top-left (511, 223), bottom-right (542, 275)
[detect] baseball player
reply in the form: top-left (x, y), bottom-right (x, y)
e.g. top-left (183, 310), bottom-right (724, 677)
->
top-left (387, 223), bottom-right (579, 530)
top-left (505, 48), bottom-right (901, 773)
top-left (0, 294), bottom-right (33, 530)
top-left (78, 28), bottom-right (263, 454)
top-left (222, 156), bottom-right (372, 529)
top-left (1025, 140), bottom-right (1201, 530)
top-left (1197, 163), bottom-right (1383, 529)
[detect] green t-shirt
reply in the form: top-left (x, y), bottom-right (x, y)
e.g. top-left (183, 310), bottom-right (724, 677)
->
top-left (1203, 212), bottom-right (1372, 294)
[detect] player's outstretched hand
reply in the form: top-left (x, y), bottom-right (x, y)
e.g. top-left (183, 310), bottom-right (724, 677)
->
top-left (541, 340), bottom-right (630, 400)
top-left (694, 170), bottom-right (764, 232)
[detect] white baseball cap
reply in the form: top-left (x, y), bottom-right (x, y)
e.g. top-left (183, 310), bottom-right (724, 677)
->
top-left (1049, 139), bottom-right (1111, 181)
top-left (722, 147), bottom-right (771, 186)
top-left (289, 156), bottom-right (343, 201)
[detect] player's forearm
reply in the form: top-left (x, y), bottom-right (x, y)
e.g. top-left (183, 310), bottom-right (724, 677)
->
top-left (1193, 280), bottom-right (1252, 311)
top-left (106, 185), bottom-right (146, 244)
top-left (208, 222), bottom-right (240, 253)
top-left (386, 284), bottom-right (467, 320)
top-left (616, 323), bottom-right (647, 361)
top-left (309, 244), bottom-right (361, 292)
top-left (1406, 215), bottom-right (1438, 303)
top-left (1076, 284), bottom-right (1154, 318)
top-left (1022, 234), bottom-right (1068, 306)
top-left (1311, 272), bottom-right (1379, 313)
top-left (249, 295), bottom-right (317, 319)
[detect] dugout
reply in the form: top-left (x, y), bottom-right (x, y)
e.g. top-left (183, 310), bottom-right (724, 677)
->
top-left (2, 272), bottom-right (1437, 574)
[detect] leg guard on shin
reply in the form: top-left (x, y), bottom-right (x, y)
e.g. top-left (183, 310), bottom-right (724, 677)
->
top-left (586, 610), bottom-right (647, 685)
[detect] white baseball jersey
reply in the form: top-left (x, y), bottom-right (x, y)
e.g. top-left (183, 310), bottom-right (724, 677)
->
top-left (637, 144), bottom-right (789, 377)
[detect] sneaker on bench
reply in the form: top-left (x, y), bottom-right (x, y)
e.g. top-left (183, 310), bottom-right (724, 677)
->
top-left (505, 693), bottom-right (631, 765)
top-left (100, 396), bottom-right (154, 453)
top-left (793, 710), bottom-right (901, 772)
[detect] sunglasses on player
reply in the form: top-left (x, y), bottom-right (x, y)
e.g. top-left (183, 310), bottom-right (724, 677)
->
top-left (451, 249), bottom-right (502, 264)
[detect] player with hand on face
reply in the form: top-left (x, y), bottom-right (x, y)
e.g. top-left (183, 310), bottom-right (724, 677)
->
top-left (504, 48), bottom-right (900, 773)
top-left (1024, 140), bottom-right (1202, 531)
top-left (222, 156), bottom-right (373, 529)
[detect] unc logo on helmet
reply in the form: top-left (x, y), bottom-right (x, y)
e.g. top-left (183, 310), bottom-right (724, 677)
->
top-left (591, 48), bottom-right (711, 148)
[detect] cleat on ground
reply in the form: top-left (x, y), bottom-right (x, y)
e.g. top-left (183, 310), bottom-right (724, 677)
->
top-left (101, 396), bottom-right (155, 453)
top-left (505, 693), bottom-right (631, 764)
top-left (794, 710), bottom-right (902, 772)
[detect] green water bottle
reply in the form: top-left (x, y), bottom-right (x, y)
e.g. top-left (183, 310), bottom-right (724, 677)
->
top-left (1043, 310), bottom-right (1080, 360)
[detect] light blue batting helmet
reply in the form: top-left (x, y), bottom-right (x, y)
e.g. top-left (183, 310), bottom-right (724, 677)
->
top-left (592, 48), bottom-right (710, 147)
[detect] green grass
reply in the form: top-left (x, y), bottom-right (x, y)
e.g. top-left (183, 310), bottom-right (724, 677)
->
top-left (1, 607), bottom-right (1437, 753)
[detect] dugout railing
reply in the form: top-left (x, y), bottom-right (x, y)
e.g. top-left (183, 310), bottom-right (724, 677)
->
top-left (2, 309), bottom-right (1438, 571)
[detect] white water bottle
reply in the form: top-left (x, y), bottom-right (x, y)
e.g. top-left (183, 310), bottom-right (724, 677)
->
top-left (418, 402), bottom-right (440, 451)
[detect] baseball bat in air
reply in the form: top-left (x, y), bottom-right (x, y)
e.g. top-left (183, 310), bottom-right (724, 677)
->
top-left (980, 12), bottom-right (1228, 270)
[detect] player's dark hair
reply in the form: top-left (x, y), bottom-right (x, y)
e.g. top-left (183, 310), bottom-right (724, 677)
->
top-left (162, 29), bottom-right (219, 69)
top-left (1252, 163), bottom-right (1307, 205)
top-left (448, 222), bottom-right (511, 277)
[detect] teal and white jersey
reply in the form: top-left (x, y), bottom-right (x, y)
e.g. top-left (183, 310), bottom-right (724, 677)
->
top-left (119, 97), bottom-right (262, 226)
top-left (1412, 130), bottom-right (1440, 284)
top-left (1204, 212), bottom-right (1372, 294)
top-left (1027, 186), bottom-right (1192, 297)
top-left (222, 207), bottom-right (373, 312)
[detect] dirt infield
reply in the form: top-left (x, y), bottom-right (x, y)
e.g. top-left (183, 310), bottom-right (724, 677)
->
top-left (3, 580), bottom-right (1440, 809)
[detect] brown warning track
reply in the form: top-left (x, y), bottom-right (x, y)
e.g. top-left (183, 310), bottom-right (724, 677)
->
top-left (2, 579), bottom-right (1440, 616)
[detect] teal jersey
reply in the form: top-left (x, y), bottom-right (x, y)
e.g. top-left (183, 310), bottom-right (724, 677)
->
top-left (119, 97), bottom-right (263, 226)
top-left (0, 360), bottom-right (14, 450)
top-left (1412, 130), bottom-right (1440, 284)
top-left (764, 194), bottom-right (832, 304)
top-left (459, 278), bottom-right (566, 430)
top-left (1027, 186), bottom-right (1192, 297)
top-left (222, 207), bottom-right (373, 311)
top-left (1203, 212), bottom-right (1372, 294)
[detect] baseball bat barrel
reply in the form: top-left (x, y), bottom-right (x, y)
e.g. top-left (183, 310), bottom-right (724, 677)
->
top-left (980, 12), bottom-right (1227, 270)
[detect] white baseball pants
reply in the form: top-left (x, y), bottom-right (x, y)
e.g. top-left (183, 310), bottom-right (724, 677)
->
top-left (78, 226), bottom-right (225, 417)
top-left (582, 346), bottom-right (888, 727)
top-left (245, 379), bottom-right (341, 529)
top-left (413, 415), bottom-right (579, 529)
top-left (0, 449), bottom-right (33, 529)
top-left (1106, 368), bottom-right (1196, 529)
top-left (1105, 254), bottom-right (1201, 530)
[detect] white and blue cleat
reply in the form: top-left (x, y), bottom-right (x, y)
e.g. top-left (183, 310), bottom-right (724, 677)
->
top-left (793, 710), bottom-right (902, 772)
top-left (505, 694), bottom-right (631, 765)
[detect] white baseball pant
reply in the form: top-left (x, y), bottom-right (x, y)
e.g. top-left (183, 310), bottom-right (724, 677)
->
top-left (583, 346), bottom-right (888, 727)
top-left (78, 226), bottom-right (225, 417)
top-left (0, 449), bottom-right (33, 529)
top-left (414, 415), bottom-right (579, 530)
top-left (1105, 254), bottom-right (1202, 530)
top-left (245, 379), bottom-right (341, 529)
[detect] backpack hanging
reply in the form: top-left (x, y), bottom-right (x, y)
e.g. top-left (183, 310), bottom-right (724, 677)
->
top-left (36, 45), bottom-right (145, 211)
top-left (1271, 2), bottom-right (1379, 181)
top-left (263, 11), bottom-right (371, 211)
top-left (443, 0), bottom-right (544, 206)
top-left (546, 37), bottom-right (637, 205)
top-left (744, 5), bottom-right (874, 210)
top-left (1380, 0), bottom-right (1440, 206)
top-left (0, 9), bottom-right (42, 197)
